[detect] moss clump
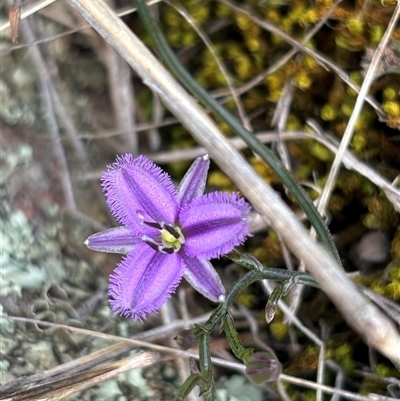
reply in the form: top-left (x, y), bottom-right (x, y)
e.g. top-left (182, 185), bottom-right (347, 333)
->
top-left (370, 265), bottom-right (400, 301)
top-left (269, 319), bottom-right (288, 340)
top-left (207, 171), bottom-right (235, 192)
top-left (252, 229), bottom-right (282, 265)
top-left (390, 229), bottom-right (400, 261)
top-left (325, 342), bottom-right (354, 374)
top-left (363, 194), bottom-right (399, 231)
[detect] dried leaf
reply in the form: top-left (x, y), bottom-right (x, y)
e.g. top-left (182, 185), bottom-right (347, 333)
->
top-left (9, 0), bottom-right (27, 43)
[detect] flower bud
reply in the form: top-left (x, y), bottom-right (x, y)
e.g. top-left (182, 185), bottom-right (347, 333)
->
top-left (174, 329), bottom-right (198, 350)
top-left (244, 351), bottom-right (281, 385)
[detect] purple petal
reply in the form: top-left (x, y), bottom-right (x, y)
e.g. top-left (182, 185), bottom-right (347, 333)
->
top-left (108, 242), bottom-right (184, 320)
top-left (179, 192), bottom-right (251, 259)
top-left (85, 226), bottom-right (141, 254)
top-left (180, 253), bottom-right (225, 302)
top-left (102, 154), bottom-right (178, 231)
top-left (178, 155), bottom-right (210, 207)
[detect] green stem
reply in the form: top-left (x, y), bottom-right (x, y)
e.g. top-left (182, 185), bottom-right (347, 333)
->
top-left (226, 250), bottom-right (321, 290)
top-left (201, 257), bottom-right (320, 334)
top-left (133, 0), bottom-right (342, 268)
top-left (174, 373), bottom-right (201, 401)
top-left (197, 331), bottom-right (214, 400)
top-left (222, 313), bottom-right (253, 363)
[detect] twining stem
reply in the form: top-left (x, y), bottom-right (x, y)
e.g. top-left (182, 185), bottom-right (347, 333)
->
top-left (194, 250), bottom-right (320, 336)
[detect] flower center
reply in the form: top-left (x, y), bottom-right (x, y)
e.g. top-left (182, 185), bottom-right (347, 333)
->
top-left (161, 226), bottom-right (185, 252)
top-left (141, 219), bottom-right (186, 254)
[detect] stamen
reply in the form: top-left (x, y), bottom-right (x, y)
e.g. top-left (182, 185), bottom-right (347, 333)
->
top-left (143, 221), bottom-right (162, 230)
top-left (142, 235), bottom-right (178, 254)
top-left (142, 235), bottom-right (162, 251)
top-left (142, 237), bottom-right (160, 251)
top-left (137, 211), bottom-right (163, 230)
top-left (164, 224), bottom-right (180, 239)
top-left (161, 247), bottom-right (175, 254)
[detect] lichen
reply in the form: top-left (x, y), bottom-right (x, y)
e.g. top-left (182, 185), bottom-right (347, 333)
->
top-left (0, 209), bottom-right (47, 296)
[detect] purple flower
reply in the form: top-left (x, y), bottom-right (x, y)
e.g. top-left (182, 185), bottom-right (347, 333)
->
top-left (85, 154), bottom-right (251, 320)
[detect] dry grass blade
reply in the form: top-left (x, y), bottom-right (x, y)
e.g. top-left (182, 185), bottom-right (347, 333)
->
top-left (0, 351), bottom-right (160, 401)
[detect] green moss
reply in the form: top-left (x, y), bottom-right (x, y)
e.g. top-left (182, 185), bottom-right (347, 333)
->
top-left (326, 342), bottom-right (354, 374)
top-left (363, 194), bottom-right (399, 231)
top-left (346, 16), bottom-right (364, 36)
top-left (236, 292), bottom-right (258, 308)
top-left (380, 0), bottom-right (397, 5)
top-left (269, 321), bottom-right (288, 340)
top-left (391, 230), bottom-right (400, 260)
top-left (251, 228), bottom-right (282, 264)
top-left (354, 264), bottom-right (400, 302)
top-left (302, 391), bottom-right (317, 401)
top-left (310, 142), bottom-right (333, 162)
top-left (321, 104), bottom-right (337, 121)
top-left (336, 171), bottom-right (363, 195)
top-left (351, 132), bottom-right (367, 152)
top-left (294, 71), bottom-right (313, 90)
top-left (361, 181), bottom-right (376, 196)
top-left (360, 376), bottom-right (387, 395)
top-left (207, 171), bottom-right (235, 191)
top-left (384, 281), bottom-right (400, 301)
top-left (341, 101), bottom-right (355, 117)
top-left (250, 157), bottom-right (281, 185)
top-left (216, 3), bottom-right (232, 18)
top-left (370, 24), bottom-right (384, 44)
top-left (382, 101), bottom-right (400, 117)
top-left (376, 363), bottom-right (399, 377)
top-left (383, 87), bottom-right (397, 101)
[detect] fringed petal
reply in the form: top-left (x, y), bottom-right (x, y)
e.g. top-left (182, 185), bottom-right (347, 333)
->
top-left (102, 154), bottom-right (178, 230)
top-left (177, 155), bottom-right (210, 207)
top-left (85, 226), bottom-right (141, 254)
top-left (180, 192), bottom-right (251, 259)
top-left (181, 253), bottom-right (225, 302)
top-left (108, 242), bottom-right (184, 320)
